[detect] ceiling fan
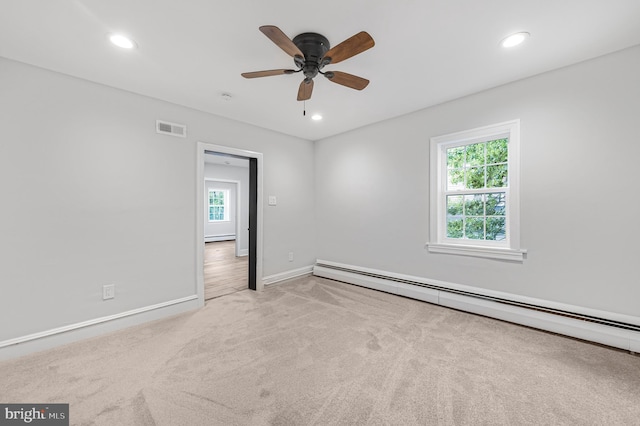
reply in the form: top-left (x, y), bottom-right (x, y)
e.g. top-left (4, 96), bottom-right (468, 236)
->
top-left (241, 26), bottom-right (375, 101)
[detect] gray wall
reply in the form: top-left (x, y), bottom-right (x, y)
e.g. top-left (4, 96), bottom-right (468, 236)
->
top-left (315, 45), bottom-right (640, 318)
top-left (0, 57), bottom-right (316, 344)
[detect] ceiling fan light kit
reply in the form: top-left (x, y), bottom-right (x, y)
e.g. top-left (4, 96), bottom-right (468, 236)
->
top-left (242, 25), bottom-right (374, 101)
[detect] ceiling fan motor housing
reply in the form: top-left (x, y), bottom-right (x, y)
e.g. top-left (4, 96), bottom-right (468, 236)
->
top-left (292, 33), bottom-right (330, 80)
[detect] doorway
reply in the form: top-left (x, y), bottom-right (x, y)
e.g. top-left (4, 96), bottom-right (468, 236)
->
top-left (203, 177), bottom-right (245, 299)
top-left (196, 143), bottom-right (263, 305)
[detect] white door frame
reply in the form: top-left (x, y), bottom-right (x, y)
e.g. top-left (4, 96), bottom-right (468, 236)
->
top-left (196, 142), bottom-right (264, 305)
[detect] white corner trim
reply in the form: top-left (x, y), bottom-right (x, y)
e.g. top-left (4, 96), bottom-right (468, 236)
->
top-left (0, 295), bottom-right (198, 351)
top-left (313, 260), bottom-right (640, 351)
top-left (263, 265), bottom-right (314, 286)
top-left (426, 243), bottom-right (527, 262)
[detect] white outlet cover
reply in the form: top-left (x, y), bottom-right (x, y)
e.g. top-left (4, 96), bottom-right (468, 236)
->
top-left (103, 284), bottom-right (115, 300)
top-left (268, 196), bottom-right (277, 206)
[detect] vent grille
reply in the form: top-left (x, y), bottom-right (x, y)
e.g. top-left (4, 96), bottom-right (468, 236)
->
top-left (156, 120), bottom-right (186, 138)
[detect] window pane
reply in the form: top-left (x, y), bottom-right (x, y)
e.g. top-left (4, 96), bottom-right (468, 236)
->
top-left (486, 217), bottom-right (506, 241)
top-left (487, 138), bottom-right (508, 164)
top-left (213, 192), bottom-right (223, 205)
top-left (464, 194), bottom-right (484, 216)
top-left (431, 120), bottom-right (519, 253)
top-left (465, 143), bottom-right (485, 166)
top-left (486, 193), bottom-right (506, 215)
top-left (447, 218), bottom-right (463, 238)
top-left (208, 191), bottom-right (228, 221)
top-left (487, 164), bottom-right (508, 188)
top-left (447, 146), bottom-right (465, 169)
top-left (467, 166), bottom-right (485, 189)
top-left (465, 217), bottom-right (484, 240)
top-left (447, 195), bottom-right (463, 216)
top-left (447, 169), bottom-right (465, 190)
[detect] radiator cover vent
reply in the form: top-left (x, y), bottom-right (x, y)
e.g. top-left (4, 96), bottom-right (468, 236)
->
top-left (156, 120), bottom-right (186, 138)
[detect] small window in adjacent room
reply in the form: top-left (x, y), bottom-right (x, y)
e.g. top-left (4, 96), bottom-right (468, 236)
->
top-left (208, 189), bottom-right (229, 222)
top-left (428, 119), bottom-right (525, 261)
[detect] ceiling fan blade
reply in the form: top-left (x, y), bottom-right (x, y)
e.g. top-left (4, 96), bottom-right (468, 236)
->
top-left (241, 69), bottom-right (296, 78)
top-left (259, 25), bottom-right (304, 58)
top-left (323, 31), bottom-right (374, 64)
top-left (297, 79), bottom-right (314, 101)
top-left (325, 71), bottom-right (369, 90)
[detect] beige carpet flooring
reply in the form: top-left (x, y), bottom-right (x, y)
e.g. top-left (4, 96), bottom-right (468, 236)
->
top-left (1, 276), bottom-right (639, 425)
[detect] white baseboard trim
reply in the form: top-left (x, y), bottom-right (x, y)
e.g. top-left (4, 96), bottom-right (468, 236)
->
top-left (0, 295), bottom-right (199, 361)
top-left (263, 265), bottom-right (314, 286)
top-left (313, 261), bottom-right (640, 352)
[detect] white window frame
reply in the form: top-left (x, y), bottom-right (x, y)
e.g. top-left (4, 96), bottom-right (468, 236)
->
top-left (208, 189), bottom-right (230, 222)
top-left (427, 119), bottom-right (526, 261)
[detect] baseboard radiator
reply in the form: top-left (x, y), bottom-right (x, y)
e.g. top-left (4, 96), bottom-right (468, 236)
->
top-left (313, 261), bottom-right (640, 352)
top-left (204, 234), bottom-right (236, 243)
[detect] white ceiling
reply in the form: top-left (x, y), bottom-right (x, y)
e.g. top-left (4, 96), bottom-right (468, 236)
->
top-left (2, 1), bottom-right (640, 141)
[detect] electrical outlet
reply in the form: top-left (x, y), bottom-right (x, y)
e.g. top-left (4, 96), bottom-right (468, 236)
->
top-left (288, 252), bottom-right (294, 262)
top-left (103, 284), bottom-right (115, 300)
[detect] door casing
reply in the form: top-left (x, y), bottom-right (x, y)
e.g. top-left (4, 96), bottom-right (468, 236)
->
top-left (196, 142), bottom-right (263, 304)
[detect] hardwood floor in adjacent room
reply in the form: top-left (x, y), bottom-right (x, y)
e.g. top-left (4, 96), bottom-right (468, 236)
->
top-left (204, 240), bottom-right (248, 300)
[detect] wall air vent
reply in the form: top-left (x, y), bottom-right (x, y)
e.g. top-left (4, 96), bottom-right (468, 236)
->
top-left (156, 120), bottom-right (187, 138)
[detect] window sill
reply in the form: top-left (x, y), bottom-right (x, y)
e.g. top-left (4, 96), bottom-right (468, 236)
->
top-left (426, 243), bottom-right (526, 262)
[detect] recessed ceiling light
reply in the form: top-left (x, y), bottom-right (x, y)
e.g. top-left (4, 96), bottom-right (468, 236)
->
top-left (109, 33), bottom-right (137, 49)
top-left (311, 114), bottom-right (323, 121)
top-left (501, 32), bottom-right (530, 48)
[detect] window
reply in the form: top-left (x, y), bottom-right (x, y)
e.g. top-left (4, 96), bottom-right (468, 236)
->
top-left (428, 120), bottom-right (525, 261)
top-left (208, 189), bottom-right (229, 222)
